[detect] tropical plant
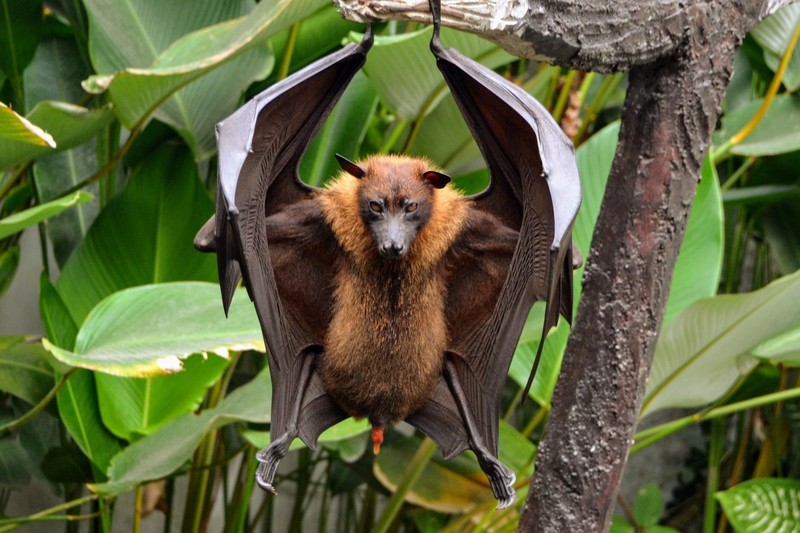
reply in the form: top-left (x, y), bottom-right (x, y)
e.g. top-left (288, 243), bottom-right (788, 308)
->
top-left (0, 1), bottom-right (798, 532)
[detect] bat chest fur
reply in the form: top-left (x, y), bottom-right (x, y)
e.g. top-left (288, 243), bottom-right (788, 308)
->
top-left (320, 263), bottom-right (447, 425)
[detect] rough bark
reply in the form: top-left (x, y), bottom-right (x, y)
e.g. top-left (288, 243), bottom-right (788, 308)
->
top-left (333, 0), bottom-right (785, 529)
top-left (520, 2), bottom-right (763, 529)
top-left (333, 0), bottom-right (794, 72)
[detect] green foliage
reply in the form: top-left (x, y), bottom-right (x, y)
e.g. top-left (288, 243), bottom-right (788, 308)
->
top-left (717, 478), bottom-right (800, 532)
top-left (0, 0), bottom-right (798, 531)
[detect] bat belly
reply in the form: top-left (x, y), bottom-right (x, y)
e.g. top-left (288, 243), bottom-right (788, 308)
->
top-left (319, 273), bottom-right (447, 425)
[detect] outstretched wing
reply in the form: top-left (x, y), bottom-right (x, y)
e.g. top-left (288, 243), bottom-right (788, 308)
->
top-left (409, 10), bottom-right (580, 458)
top-left (196, 29), bottom-right (373, 444)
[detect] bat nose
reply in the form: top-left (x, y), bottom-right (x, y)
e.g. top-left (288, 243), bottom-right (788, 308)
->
top-left (381, 242), bottom-right (405, 257)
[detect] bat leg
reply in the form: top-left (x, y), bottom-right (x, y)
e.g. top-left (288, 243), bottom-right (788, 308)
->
top-left (255, 355), bottom-right (315, 494)
top-left (443, 359), bottom-right (517, 509)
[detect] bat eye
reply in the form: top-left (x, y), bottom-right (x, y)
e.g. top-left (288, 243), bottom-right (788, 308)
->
top-left (405, 202), bottom-right (418, 213)
top-left (369, 201), bottom-right (383, 214)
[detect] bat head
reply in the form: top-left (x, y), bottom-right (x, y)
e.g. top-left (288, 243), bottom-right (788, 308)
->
top-left (335, 154), bottom-right (451, 259)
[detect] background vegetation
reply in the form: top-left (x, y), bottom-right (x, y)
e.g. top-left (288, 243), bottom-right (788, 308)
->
top-left (0, 0), bottom-right (798, 531)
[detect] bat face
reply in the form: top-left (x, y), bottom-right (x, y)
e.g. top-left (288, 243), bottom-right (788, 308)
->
top-left (358, 176), bottom-right (432, 259)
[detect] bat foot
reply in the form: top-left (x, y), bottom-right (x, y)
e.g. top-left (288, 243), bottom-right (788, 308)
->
top-left (255, 434), bottom-right (293, 494)
top-left (481, 457), bottom-right (517, 509)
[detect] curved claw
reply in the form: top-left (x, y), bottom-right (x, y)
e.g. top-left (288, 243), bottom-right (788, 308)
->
top-left (483, 458), bottom-right (517, 508)
top-left (254, 434), bottom-right (293, 495)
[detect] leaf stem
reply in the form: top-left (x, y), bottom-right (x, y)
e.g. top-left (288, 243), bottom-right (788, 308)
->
top-left (704, 418), bottom-right (725, 533)
top-left (552, 70), bottom-right (577, 123)
top-left (0, 368), bottom-right (77, 435)
top-left (0, 494), bottom-right (98, 532)
top-left (631, 386), bottom-right (800, 454)
top-left (277, 23), bottom-right (300, 81)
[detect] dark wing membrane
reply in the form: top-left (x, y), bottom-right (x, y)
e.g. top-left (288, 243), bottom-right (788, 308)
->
top-left (417, 33), bottom-right (581, 456)
top-left (210, 30), bottom-right (373, 442)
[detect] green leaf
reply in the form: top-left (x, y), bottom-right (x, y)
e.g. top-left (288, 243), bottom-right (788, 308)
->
top-left (0, 0), bottom-right (43, 86)
top-left (0, 101), bottom-right (55, 147)
top-left (715, 94), bottom-right (800, 156)
top-left (374, 436), bottom-right (494, 513)
top-left (96, 354), bottom-right (230, 440)
top-left (0, 101), bottom-right (114, 169)
top-left (44, 282), bottom-right (262, 376)
top-left (83, 0), bottom-right (325, 137)
top-left (0, 439), bottom-right (33, 486)
top-left (0, 336), bottom-right (54, 405)
top-left (0, 190), bottom-right (92, 240)
top-left (574, 122), bottom-right (723, 325)
top-left (642, 269), bottom-right (800, 417)
top-left (634, 483), bottom-right (664, 527)
top-left (56, 369), bottom-right (121, 473)
top-left (717, 478), bottom-right (800, 533)
top-left (752, 326), bottom-right (800, 365)
top-left (359, 27), bottom-right (515, 121)
top-left (55, 144), bottom-right (216, 324)
top-left (25, 37), bottom-right (100, 266)
top-left (91, 367), bottom-right (270, 495)
top-left (299, 71), bottom-right (378, 186)
top-left (751, 3), bottom-right (800, 91)
top-left (373, 422), bottom-right (533, 513)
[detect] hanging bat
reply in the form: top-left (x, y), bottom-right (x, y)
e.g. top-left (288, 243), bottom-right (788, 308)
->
top-left (194, 0), bottom-right (580, 509)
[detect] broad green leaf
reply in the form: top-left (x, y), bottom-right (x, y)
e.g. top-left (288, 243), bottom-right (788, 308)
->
top-left (359, 27), bottom-right (515, 121)
top-left (44, 283), bottom-right (261, 377)
top-left (96, 354), bottom-right (230, 441)
top-left (751, 3), bottom-right (800, 91)
top-left (19, 410), bottom-right (64, 485)
top-left (374, 436), bottom-right (493, 513)
top-left (300, 72), bottom-right (378, 186)
top-left (56, 144), bottom-right (216, 324)
top-left (715, 94), bottom-right (800, 156)
top-left (642, 269), bottom-right (800, 417)
top-left (408, 96), bottom-right (481, 175)
top-left (0, 0), bottom-right (42, 86)
top-left (0, 101), bottom-right (114, 169)
top-left (91, 368), bottom-right (270, 495)
top-left (0, 101), bottom-right (55, 147)
top-left (25, 37), bottom-right (100, 266)
top-left (373, 422), bottom-right (533, 513)
top-left (574, 122), bottom-right (723, 326)
top-left (83, 0), bottom-right (325, 138)
top-left (634, 483), bottom-right (664, 527)
top-left (717, 478), bottom-right (800, 533)
top-left (56, 369), bottom-right (121, 473)
top-left (83, 0), bottom-right (273, 158)
top-left (0, 190), bottom-right (92, 240)
top-left (752, 326), bottom-right (800, 365)
top-left (0, 336), bottom-right (53, 405)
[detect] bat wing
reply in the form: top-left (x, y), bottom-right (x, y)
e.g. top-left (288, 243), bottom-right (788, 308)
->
top-left (198, 29), bottom-right (373, 446)
top-left (408, 14), bottom-right (580, 459)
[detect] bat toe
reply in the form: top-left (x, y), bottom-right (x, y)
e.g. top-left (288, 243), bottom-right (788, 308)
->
top-left (495, 492), bottom-right (517, 510)
top-left (255, 474), bottom-right (277, 495)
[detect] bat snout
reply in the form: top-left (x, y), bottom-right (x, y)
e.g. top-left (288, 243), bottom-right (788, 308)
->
top-left (379, 241), bottom-right (407, 258)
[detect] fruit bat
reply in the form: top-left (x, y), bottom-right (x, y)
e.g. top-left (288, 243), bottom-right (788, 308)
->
top-left (194, 0), bottom-right (581, 509)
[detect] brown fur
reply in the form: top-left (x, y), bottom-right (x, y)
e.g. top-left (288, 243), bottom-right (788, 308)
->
top-left (317, 155), bottom-right (469, 425)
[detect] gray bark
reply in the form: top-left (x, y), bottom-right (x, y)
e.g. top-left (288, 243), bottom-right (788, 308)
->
top-left (334, 0), bottom-right (789, 529)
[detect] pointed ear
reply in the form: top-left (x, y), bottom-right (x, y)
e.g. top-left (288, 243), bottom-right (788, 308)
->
top-left (422, 170), bottom-right (451, 189)
top-left (335, 154), bottom-right (367, 179)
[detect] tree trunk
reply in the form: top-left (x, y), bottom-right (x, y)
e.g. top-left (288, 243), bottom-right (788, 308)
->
top-left (334, 0), bottom-right (784, 529)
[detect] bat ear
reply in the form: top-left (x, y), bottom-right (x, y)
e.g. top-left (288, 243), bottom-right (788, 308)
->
top-left (422, 170), bottom-right (451, 189)
top-left (335, 154), bottom-right (367, 179)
